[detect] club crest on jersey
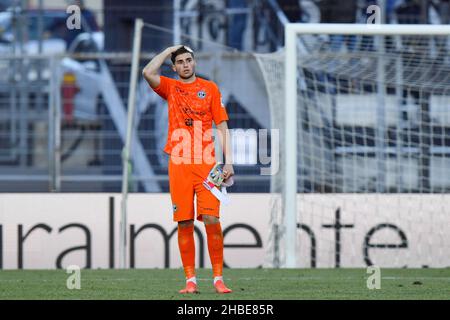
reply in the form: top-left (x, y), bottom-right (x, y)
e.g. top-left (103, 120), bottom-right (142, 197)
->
top-left (197, 90), bottom-right (206, 99)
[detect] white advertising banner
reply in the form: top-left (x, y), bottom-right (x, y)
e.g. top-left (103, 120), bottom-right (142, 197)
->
top-left (0, 193), bottom-right (448, 269)
top-left (0, 194), bottom-right (269, 270)
top-left (297, 194), bottom-right (450, 268)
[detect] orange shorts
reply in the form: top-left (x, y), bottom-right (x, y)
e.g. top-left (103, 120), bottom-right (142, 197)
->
top-left (168, 155), bottom-right (220, 222)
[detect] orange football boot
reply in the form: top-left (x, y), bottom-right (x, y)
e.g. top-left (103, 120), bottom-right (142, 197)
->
top-left (214, 280), bottom-right (232, 294)
top-left (179, 281), bottom-right (199, 294)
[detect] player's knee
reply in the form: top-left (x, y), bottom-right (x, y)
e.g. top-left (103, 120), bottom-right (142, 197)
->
top-left (178, 219), bottom-right (194, 228)
top-left (203, 215), bottom-right (219, 225)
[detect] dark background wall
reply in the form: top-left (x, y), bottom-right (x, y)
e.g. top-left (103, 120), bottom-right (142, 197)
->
top-left (102, 0), bottom-right (174, 191)
top-left (104, 0), bottom-right (173, 52)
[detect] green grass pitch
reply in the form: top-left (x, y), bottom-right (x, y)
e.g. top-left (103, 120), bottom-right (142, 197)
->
top-left (0, 268), bottom-right (449, 300)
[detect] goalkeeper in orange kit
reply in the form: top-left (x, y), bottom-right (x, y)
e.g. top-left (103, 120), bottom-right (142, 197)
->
top-left (142, 45), bottom-right (234, 294)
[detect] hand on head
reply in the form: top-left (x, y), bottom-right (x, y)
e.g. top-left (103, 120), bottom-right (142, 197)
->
top-left (170, 45), bottom-right (193, 53)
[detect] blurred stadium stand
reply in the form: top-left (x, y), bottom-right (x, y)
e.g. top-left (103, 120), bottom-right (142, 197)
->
top-left (0, 0), bottom-right (449, 193)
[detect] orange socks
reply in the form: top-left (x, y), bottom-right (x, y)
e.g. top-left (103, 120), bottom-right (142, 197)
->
top-left (177, 224), bottom-right (196, 279)
top-left (178, 222), bottom-right (229, 293)
top-left (205, 222), bottom-right (224, 278)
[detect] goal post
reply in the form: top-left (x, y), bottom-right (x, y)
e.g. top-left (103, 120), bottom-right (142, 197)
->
top-left (276, 23), bottom-right (450, 268)
top-left (284, 24), bottom-right (298, 268)
top-left (120, 18), bottom-right (144, 269)
top-left (118, 19), bottom-right (450, 269)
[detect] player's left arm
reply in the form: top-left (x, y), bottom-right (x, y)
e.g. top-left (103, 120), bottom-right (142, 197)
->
top-left (216, 121), bottom-right (234, 180)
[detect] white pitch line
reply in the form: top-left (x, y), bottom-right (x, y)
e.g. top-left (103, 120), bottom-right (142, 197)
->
top-left (382, 277), bottom-right (450, 280)
top-left (236, 276), bottom-right (450, 281)
top-left (1, 276), bottom-right (448, 282)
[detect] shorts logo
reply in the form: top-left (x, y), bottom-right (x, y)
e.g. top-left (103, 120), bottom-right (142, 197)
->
top-left (197, 90), bottom-right (206, 99)
top-left (172, 204), bottom-right (178, 213)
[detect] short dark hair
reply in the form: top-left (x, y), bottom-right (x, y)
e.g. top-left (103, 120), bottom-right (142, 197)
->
top-left (171, 46), bottom-right (194, 64)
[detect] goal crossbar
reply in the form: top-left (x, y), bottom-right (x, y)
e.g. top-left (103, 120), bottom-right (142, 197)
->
top-left (286, 23), bottom-right (450, 36)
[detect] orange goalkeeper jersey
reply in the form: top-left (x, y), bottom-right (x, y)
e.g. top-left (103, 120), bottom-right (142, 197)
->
top-left (152, 76), bottom-right (229, 162)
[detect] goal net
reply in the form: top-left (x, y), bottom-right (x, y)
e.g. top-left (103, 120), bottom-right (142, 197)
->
top-left (255, 24), bottom-right (450, 268)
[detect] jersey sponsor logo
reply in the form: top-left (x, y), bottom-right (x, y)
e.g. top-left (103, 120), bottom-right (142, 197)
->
top-left (182, 106), bottom-right (206, 117)
top-left (197, 90), bottom-right (206, 99)
top-left (175, 87), bottom-right (189, 96)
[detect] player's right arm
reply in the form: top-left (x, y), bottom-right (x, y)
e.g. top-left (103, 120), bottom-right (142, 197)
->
top-left (142, 45), bottom-right (183, 88)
